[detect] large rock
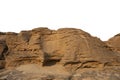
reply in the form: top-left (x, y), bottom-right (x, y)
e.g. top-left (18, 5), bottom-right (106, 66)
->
top-left (42, 28), bottom-right (120, 72)
top-left (106, 33), bottom-right (120, 53)
top-left (0, 27), bottom-right (119, 80)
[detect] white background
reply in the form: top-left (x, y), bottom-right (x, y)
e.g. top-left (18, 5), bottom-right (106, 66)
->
top-left (0, 0), bottom-right (120, 41)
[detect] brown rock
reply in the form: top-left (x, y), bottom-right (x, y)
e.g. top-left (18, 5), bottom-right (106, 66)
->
top-left (0, 33), bottom-right (8, 69)
top-left (18, 31), bottom-right (31, 42)
top-left (0, 60), bottom-right (5, 69)
top-left (0, 27), bottom-right (120, 80)
top-left (5, 31), bottom-right (44, 68)
top-left (0, 41), bottom-right (7, 60)
top-left (41, 28), bottom-right (120, 72)
top-left (106, 33), bottom-right (120, 53)
top-left (3, 28), bottom-right (120, 70)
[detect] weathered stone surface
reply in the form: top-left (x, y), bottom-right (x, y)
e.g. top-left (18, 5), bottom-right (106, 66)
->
top-left (42, 28), bottom-right (120, 72)
top-left (0, 33), bottom-right (8, 69)
top-left (72, 67), bottom-right (120, 80)
top-left (0, 27), bottom-right (119, 80)
top-left (106, 33), bottom-right (120, 53)
top-left (5, 30), bottom-right (44, 68)
top-left (1, 65), bottom-right (120, 80)
top-left (0, 41), bottom-right (7, 60)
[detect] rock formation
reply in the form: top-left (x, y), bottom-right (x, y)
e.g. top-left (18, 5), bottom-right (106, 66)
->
top-left (106, 33), bottom-right (120, 53)
top-left (0, 27), bottom-right (120, 80)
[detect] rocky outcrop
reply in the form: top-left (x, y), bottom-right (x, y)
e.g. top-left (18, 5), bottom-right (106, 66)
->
top-left (0, 27), bottom-right (120, 80)
top-left (106, 33), bottom-right (120, 54)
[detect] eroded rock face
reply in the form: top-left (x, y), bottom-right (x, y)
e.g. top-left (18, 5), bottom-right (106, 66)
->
top-left (0, 27), bottom-right (120, 80)
top-left (41, 28), bottom-right (120, 72)
top-left (0, 33), bottom-right (8, 69)
top-left (106, 33), bottom-right (120, 53)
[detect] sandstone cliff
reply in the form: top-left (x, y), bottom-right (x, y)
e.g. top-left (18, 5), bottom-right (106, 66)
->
top-left (0, 27), bottom-right (120, 80)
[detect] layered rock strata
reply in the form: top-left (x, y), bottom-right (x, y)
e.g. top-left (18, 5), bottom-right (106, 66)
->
top-left (0, 27), bottom-right (120, 80)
